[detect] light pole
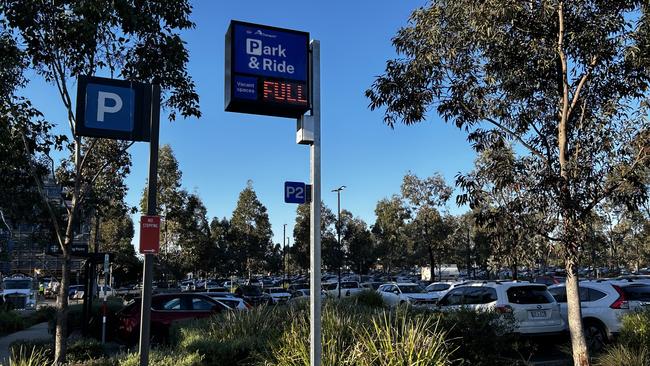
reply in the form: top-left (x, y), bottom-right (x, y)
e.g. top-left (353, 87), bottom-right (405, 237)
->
top-left (332, 186), bottom-right (346, 298)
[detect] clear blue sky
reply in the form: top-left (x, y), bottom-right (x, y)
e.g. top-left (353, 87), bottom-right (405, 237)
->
top-left (24, 1), bottom-right (477, 249)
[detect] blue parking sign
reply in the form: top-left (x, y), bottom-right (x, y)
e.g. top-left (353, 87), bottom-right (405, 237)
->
top-left (75, 76), bottom-right (154, 141)
top-left (285, 181), bottom-right (307, 204)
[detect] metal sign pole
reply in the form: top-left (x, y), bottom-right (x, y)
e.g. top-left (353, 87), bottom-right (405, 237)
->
top-left (308, 40), bottom-right (322, 366)
top-left (139, 84), bottom-right (161, 366)
top-left (102, 253), bottom-right (109, 344)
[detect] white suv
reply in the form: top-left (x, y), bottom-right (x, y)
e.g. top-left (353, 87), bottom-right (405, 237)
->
top-left (548, 280), bottom-right (650, 351)
top-left (322, 281), bottom-right (363, 298)
top-left (437, 281), bottom-right (566, 335)
top-left (378, 283), bottom-right (437, 307)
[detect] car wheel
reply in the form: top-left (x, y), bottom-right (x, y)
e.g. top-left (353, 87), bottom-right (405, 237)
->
top-left (584, 320), bottom-right (607, 353)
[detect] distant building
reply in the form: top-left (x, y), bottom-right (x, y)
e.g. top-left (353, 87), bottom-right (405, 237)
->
top-left (0, 176), bottom-right (87, 280)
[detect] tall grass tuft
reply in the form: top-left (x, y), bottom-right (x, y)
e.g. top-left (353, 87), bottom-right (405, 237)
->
top-left (352, 311), bottom-right (453, 366)
top-left (596, 344), bottom-right (648, 366)
top-left (9, 346), bottom-right (50, 366)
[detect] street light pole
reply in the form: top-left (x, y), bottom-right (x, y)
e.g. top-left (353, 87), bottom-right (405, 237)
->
top-left (332, 186), bottom-right (346, 299)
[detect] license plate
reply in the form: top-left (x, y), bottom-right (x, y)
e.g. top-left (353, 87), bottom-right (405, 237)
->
top-left (530, 310), bottom-right (546, 318)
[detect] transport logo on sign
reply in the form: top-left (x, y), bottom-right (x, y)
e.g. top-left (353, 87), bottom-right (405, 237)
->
top-left (74, 75), bottom-right (153, 141)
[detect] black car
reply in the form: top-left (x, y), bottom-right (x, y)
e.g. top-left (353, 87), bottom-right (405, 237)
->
top-left (234, 285), bottom-right (267, 306)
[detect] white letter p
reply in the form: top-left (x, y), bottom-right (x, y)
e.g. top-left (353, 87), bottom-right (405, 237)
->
top-left (97, 91), bottom-right (123, 122)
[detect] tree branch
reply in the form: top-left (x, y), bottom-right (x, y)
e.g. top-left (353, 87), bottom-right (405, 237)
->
top-left (19, 127), bottom-right (65, 250)
top-left (459, 101), bottom-right (547, 160)
top-left (568, 56), bottom-right (597, 119)
top-left (78, 141), bottom-right (135, 204)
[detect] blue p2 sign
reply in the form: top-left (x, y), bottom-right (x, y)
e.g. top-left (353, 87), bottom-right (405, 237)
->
top-left (285, 181), bottom-right (308, 204)
top-left (75, 75), bottom-right (154, 141)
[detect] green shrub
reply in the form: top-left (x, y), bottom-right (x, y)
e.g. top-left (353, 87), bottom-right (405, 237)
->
top-left (618, 308), bottom-right (650, 350)
top-left (0, 310), bottom-right (25, 334)
top-left (67, 338), bottom-right (106, 362)
top-left (596, 344), bottom-right (649, 366)
top-left (434, 309), bottom-right (523, 366)
top-left (24, 306), bottom-right (57, 328)
top-left (173, 306), bottom-right (292, 365)
top-left (118, 348), bottom-right (203, 366)
top-left (348, 289), bottom-right (385, 308)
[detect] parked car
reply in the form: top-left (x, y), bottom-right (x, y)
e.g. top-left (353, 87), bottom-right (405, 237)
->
top-left (180, 280), bottom-right (195, 292)
top-left (234, 285), bottom-right (267, 306)
top-left (534, 276), bottom-right (566, 286)
top-left (68, 285), bottom-right (85, 300)
top-left (322, 281), bottom-right (363, 298)
top-left (548, 281), bottom-right (643, 351)
top-left (378, 283), bottom-right (437, 307)
top-left (117, 293), bottom-right (226, 344)
top-left (425, 281), bottom-right (465, 300)
top-left (361, 282), bottom-right (383, 290)
top-left (437, 281), bottom-right (566, 335)
top-left (202, 292), bottom-right (251, 311)
top-left (263, 287), bottom-right (291, 304)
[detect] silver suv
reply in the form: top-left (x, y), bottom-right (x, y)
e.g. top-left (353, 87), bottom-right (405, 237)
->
top-left (548, 280), bottom-right (650, 351)
top-left (437, 281), bottom-right (566, 335)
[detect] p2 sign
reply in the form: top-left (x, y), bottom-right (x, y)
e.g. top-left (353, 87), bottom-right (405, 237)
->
top-left (75, 75), bottom-right (154, 141)
top-left (285, 181), bottom-right (310, 204)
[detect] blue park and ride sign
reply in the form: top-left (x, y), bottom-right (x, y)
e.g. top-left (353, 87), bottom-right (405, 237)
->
top-left (225, 20), bottom-right (310, 118)
top-left (75, 75), bottom-right (153, 141)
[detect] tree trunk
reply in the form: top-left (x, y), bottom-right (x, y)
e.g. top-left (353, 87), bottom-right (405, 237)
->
top-left (566, 253), bottom-right (589, 366)
top-left (427, 245), bottom-right (435, 281)
top-left (54, 252), bottom-right (71, 365)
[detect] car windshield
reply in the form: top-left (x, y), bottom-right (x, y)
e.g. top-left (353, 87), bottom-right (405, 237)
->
top-left (3, 280), bottom-right (31, 290)
top-left (399, 285), bottom-right (424, 293)
top-left (269, 288), bottom-right (286, 293)
top-left (507, 286), bottom-right (554, 304)
top-left (341, 282), bottom-right (359, 289)
top-left (323, 283), bottom-right (337, 290)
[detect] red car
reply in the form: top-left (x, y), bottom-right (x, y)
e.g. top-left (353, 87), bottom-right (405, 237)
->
top-left (117, 293), bottom-right (226, 344)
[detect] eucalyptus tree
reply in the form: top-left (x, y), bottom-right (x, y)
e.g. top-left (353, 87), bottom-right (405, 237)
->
top-left (1, 1), bottom-right (201, 361)
top-left (367, 2), bottom-right (649, 363)
top-left (401, 171), bottom-right (453, 276)
top-left (341, 210), bottom-right (376, 275)
top-left (372, 195), bottom-right (412, 273)
top-left (291, 202), bottom-right (336, 272)
top-left (230, 181), bottom-right (274, 277)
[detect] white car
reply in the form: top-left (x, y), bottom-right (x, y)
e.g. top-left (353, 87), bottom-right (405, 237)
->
top-left (263, 287), bottom-right (291, 304)
top-left (548, 281), bottom-right (650, 351)
top-left (203, 293), bottom-right (251, 310)
top-left (438, 281), bottom-right (566, 335)
top-left (322, 281), bottom-right (364, 298)
top-left (378, 283), bottom-right (437, 307)
top-left (425, 281), bottom-right (466, 301)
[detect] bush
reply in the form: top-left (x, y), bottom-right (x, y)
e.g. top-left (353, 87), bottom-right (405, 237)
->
top-left (348, 289), bottom-right (385, 308)
top-left (597, 309), bottom-right (650, 366)
top-left (351, 312), bottom-right (453, 366)
top-left (24, 306), bottom-right (57, 328)
top-left (119, 348), bottom-right (203, 366)
top-left (596, 344), bottom-right (649, 366)
top-left (8, 340), bottom-right (53, 362)
top-left (618, 308), bottom-right (650, 350)
top-left (173, 305), bottom-right (291, 365)
top-left (67, 338), bottom-right (106, 362)
top-left (434, 308), bottom-right (524, 366)
top-left (0, 309), bottom-right (25, 334)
